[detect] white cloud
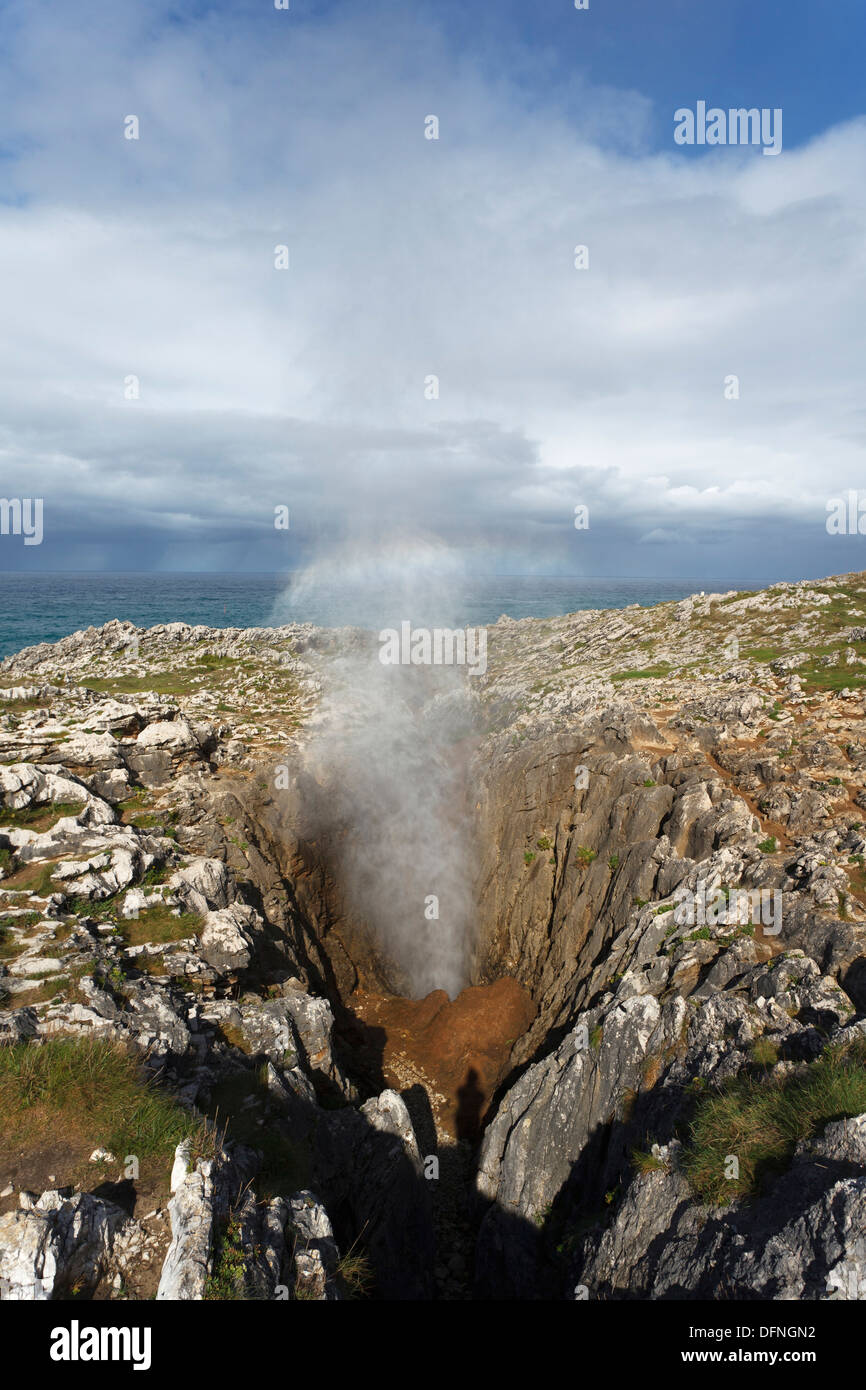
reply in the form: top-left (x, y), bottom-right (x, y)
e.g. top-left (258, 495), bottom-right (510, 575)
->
top-left (0, 1), bottom-right (863, 576)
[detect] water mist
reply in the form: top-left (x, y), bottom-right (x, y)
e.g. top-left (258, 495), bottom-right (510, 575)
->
top-left (275, 540), bottom-right (482, 1000)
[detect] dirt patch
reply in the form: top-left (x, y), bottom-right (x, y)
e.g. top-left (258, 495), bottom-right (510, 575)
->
top-left (351, 976), bottom-right (536, 1140)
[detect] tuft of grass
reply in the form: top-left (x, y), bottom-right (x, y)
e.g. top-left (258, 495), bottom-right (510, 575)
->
top-left (631, 1147), bottom-right (666, 1175)
top-left (681, 1038), bottom-right (866, 1205)
top-left (335, 1246), bottom-right (374, 1300)
top-left (757, 836), bottom-right (778, 854)
top-left (750, 1036), bottom-right (780, 1068)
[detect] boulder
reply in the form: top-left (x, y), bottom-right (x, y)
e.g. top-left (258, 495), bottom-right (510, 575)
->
top-left (198, 905), bottom-right (260, 976)
top-left (0, 1191), bottom-right (130, 1300)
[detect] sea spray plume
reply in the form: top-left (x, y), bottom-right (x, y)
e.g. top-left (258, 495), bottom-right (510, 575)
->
top-left (304, 654), bottom-right (477, 997)
top-left (270, 536), bottom-right (468, 632)
top-left (275, 538), bottom-right (480, 999)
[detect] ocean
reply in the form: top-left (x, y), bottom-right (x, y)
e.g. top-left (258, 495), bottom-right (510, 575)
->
top-left (0, 573), bottom-right (762, 661)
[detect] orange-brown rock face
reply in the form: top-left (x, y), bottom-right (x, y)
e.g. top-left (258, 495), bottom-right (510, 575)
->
top-left (351, 977), bottom-right (536, 1140)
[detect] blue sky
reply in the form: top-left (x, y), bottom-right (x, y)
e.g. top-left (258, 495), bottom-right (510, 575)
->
top-left (462, 0), bottom-right (861, 137)
top-left (0, 0), bottom-right (864, 579)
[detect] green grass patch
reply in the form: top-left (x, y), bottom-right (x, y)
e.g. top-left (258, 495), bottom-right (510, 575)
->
top-left (82, 660), bottom-right (236, 698)
top-left (0, 801), bottom-right (85, 831)
top-left (1, 860), bottom-right (65, 898)
top-left (681, 1038), bottom-right (866, 1205)
top-left (0, 695), bottom-right (50, 713)
top-left (62, 892), bottom-right (122, 921)
top-left (119, 904), bottom-right (202, 948)
top-left (718, 591), bottom-right (759, 606)
top-left (611, 664), bottom-right (672, 682)
top-left (797, 664), bottom-right (866, 694)
top-left (742, 647), bottom-right (781, 663)
top-left (0, 969), bottom-right (91, 1009)
top-left (0, 1037), bottom-right (207, 1176)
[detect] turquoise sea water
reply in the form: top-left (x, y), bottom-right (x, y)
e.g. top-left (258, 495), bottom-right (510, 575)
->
top-left (0, 573), bottom-right (762, 661)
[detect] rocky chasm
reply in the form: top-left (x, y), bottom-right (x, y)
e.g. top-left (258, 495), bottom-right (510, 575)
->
top-left (1, 574), bottom-right (866, 1299)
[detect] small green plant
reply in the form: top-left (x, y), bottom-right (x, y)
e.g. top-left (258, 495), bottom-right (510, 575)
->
top-left (608, 854), bottom-right (619, 871)
top-left (757, 836), bottom-right (777, 854)
top-left (523, 850), bottom-right (536, 866)
top-left (533, 1202), bottom-right (553, 1230)
top-left (204, 1218), bottom-right (248, 1300)
top-left (536, 836), bottom-right (552, 851)
top-left (576, 846), bottom-right (597, 868)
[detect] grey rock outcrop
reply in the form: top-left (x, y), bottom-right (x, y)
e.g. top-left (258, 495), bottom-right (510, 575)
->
top-left (314, 1089), bottom-right (434, 1300)
top-left (0, 1190), bottom-right (138, 1300)
top-left (575, 1114), bottom-right (866, 1300)
top-left (156, 1144), bottom-right (259, 1300)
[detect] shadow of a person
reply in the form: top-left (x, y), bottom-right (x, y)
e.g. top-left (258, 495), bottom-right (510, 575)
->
top-left (455, 1066), bottom-right (485, 1142)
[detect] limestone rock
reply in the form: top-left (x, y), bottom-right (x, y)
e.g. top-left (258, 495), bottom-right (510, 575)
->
top-left (198, 905), bottom-right (260, 976)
